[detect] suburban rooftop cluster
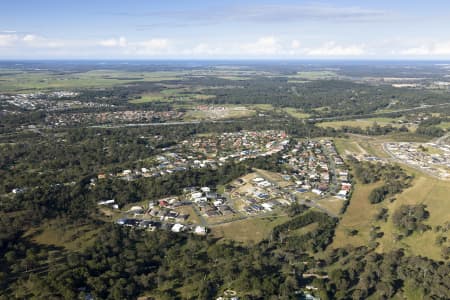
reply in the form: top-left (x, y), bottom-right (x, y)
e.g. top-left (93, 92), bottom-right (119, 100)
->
top-left (385, 142), bottom-right (450, 179)
top-left (98, 130), bottom-right (290, 180)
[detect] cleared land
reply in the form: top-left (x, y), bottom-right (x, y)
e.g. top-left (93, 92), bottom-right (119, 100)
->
top-left (377, 168), bottom-right (450, 259)
top-left (332, 181), bottom-right (384, 248)
top-left (316, 197), bottom-right (346, 216)
top-left (282, 107), bottom-right (311, 119)
top-left (183, 106), bottom-right (255, 120)
top-left (290, 71), bottom-right (338, 80)
top-left (210, 215), bottom-right (289, 244)
top-left (331, 137), bottom-right (450, 260)
top-left (129, 91), bottom-right (216, 104)
top-left (437, 121), bottom-right (450, 129)
top-left (25, 220), bottom-right (101, 252)
top-left (317, 117), bottom-right (413, 131)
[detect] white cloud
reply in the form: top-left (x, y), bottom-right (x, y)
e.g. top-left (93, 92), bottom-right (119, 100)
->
top-left (21, 34), bottom-right (64, 48)
top-left (0, 34), bottom-right (18, 47)
top-left (132, 38), bottom-right (170, 55)
top-left (240, 36), bottom-right (281, 55)
top-left (99, 36), bottom-right (127, 47)
top-left (401, 42), bottom-right (450, 56)
top-left (291, 40), bottom-right (301, 49)
top-left (23, 34), bottom-right (38, 42)
top-left (306, 42), bottom-right (365, 56)
top-left (9, 30), bottom-right (450, 59)
top-left (137, 38), bottom-right (168, 50)
top-left (187, 43), bottom-right (223, 56)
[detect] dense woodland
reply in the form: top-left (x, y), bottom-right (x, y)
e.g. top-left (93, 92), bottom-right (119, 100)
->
top-left (1, 217), bottom-right (449, 299)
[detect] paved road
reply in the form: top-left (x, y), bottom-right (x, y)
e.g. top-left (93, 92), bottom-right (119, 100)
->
top-left (191, 205), bottom-right (208, 227)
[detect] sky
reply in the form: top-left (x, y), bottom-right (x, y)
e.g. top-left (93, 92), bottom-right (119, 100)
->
top-left (1, 0), bottom-right (450, 59)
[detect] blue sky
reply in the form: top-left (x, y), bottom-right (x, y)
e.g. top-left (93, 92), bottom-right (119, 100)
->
top-left (1, 0), bottom-right (450, 59)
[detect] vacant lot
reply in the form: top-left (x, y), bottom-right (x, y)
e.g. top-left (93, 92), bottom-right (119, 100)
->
top-left (254, 168), bottom-right (293, 188)
top-left (183, 105), bottom-right (254, 121)
top-left (211, 215), bottom-right (289, 244)
top-left (377, 169), bottom-right (450, 260)
top-left (331, 137), bottom-right (450, 260)
top-left (332, 181), bottom-right (384, 248)
top-left (317, 197), bottom-right (346, 216)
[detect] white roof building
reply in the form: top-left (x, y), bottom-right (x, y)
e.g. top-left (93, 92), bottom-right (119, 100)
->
top-left (194, 226), bottom-right (207, 235)
top-left (171, 223), bottom-right (185, 233)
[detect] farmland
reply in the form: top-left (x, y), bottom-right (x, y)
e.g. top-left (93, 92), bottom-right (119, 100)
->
top-left (0, 69), bottom-right (186, 92)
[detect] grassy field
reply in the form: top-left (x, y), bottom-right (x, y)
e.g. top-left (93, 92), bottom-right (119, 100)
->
top-left (317, 197), bottom-right (346, 216)
top-left (331, 137), bottom-right (450, 260)
top-left (175, 205), bottom-right (202, 225)
top-left (129, 90), bottom-right (216, 104)
top-left (437, 121), bottom-right (450, 129)
top-left (317, 117), bottom-right (411, 130)
top-left (332, 181), bottom-right (384, 248)
top-left (25, 220), bottom-right (101, 251)
top-left (282, 107), bottom-right (311, 119)
top-left (129, 93), bottom-right (165, 103)
top-left (376, 168), bottom-right (450, 259)
top-left (288, 222), bottom-right (319, 236)
top-left (333, 137), bottom-right (368, 157)
top-left (291, 71), bottom-right (338, 80)
top-left (210, 215), bottom-right (290, 244)
top-left (250, 104), bottom-right (275, 111)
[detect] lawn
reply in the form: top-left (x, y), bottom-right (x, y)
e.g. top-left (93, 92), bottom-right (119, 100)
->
top-left (174, 205), bottom-right (202, 225)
